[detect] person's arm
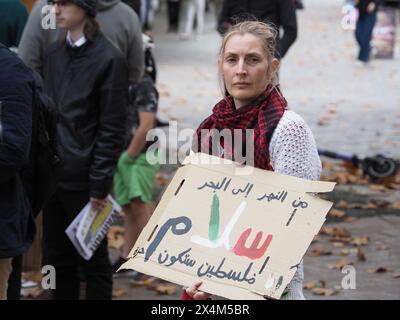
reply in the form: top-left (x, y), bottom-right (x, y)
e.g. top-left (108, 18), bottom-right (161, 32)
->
top-left (127, 111), bottom-right (155, 159)
top-left (126, 9), bottom-right (144, 85)
top-left (89, 55), bottom-right (129, 199)
top-left (18, 0), bottom-right (46, 73)
top-left (276, 0), bottom-right (298, 58)
top-left (127, 77), bottom-right (158, 158)
top-left (269, 110), bottom-right (322, 300)
top-left (0, 50), bottom-right (33, 183)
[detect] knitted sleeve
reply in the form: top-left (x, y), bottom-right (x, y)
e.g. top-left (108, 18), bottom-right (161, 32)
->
top-left (269, 110), bottom-right (322, 300)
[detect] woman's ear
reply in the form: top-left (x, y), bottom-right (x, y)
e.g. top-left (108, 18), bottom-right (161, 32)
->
top-left (271, 58), bottom-right (280, 74)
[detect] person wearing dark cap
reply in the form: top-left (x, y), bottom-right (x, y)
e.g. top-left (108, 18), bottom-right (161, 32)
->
top-left (19, 0), bottom-right (144, 86)
top-left (41, 0), bottom-right (129, 300)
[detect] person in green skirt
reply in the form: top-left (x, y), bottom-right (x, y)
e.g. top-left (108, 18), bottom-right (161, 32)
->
top-left (112, 34), bottom-right (160, 277)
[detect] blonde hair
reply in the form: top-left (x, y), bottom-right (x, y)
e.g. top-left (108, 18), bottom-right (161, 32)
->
top-left (218, 21), bottom-right (279, 95)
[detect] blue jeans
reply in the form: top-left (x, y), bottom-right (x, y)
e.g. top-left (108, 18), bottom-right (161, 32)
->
top-left (355, 13), bottom-right (377, 62)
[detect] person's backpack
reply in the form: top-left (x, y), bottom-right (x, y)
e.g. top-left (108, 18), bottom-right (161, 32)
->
top-left (22, 72), bottom-right (62, 217)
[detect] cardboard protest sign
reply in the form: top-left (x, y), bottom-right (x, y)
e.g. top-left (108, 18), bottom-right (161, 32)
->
top-left (121, 153), bottom-right (336, 299)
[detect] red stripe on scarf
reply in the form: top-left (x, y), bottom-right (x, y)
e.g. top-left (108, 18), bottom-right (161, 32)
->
top-left (193, 85), bottom-right (287, 170)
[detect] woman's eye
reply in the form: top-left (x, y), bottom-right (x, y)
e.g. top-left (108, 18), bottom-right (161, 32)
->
top-left (248, 57), bottom-right (260, 64)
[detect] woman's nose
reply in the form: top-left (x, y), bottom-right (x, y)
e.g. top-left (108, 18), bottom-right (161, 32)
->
top-left (236, 59), bottom-right (247, 75)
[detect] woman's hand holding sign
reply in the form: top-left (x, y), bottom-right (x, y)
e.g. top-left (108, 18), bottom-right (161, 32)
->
top-left (185, 281), bottom-right (212, 300)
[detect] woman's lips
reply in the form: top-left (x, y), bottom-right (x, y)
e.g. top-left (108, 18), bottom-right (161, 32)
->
top-left (234, 82), bottom-right (251, 88)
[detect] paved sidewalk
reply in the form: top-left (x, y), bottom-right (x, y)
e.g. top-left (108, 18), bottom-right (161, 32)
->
top-left (153, 0), bottom-right (400, 159)
top-left (111, 0), bottom-right (400, 300)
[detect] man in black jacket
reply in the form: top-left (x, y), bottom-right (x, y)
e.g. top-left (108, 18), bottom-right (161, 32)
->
top-left (218, 0), bottom-right (298, 59)
top-left (0, 44), bottom-right (35, 300)
top-left (42, 0), bottom-right (128, 300)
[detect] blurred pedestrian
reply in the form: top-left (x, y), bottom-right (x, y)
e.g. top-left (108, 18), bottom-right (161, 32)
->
top-left (167, 0), bottom-right (182, 32)
top-left (181, 0), bottom-right (206, 39)
top-left (41, 0), bottom-right (128, 300)
top-left (19, 0), bottom-right (144, 86)
top-left (0, 0), bottom-right (29, 48)
top-left (217, 0), bottom-right (297, 59)
top-left (0, 43), bottom-right (35, 300)
top-left (354, 0), bottom-right (381, 65)
top-left (140, 0), bottom-right (156, 33)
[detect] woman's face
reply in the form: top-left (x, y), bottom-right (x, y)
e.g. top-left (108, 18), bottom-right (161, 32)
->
top-left (221, 33), bottom-right (278, 108)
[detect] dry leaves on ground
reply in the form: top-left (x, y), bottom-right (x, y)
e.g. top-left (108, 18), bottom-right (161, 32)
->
top-left (154, 283), bottom-right (178, 296)
top-left (320, 159), bottom-right (400, 188)
top-left (343, 217), bottom-right (357, 223)
top-left (369, 184), bottom-right (388, 192)
top-left (107, 226), bottom-right (125, 250)
top-left (367, 267), bottom-right (388, 273)
top-left (350, 236), bottom-right (369, 246)
top-left (387, 184), bottom-right (400, 190)
top-left (357, 247), bottom-right (367, 261)
top-left (303, 281), bottom-right (319, 290)
top-left (303, 280), bottom-right (337, 296)
top-left (329, 237), bottom-right (352, 244)
top-left (310, 288), bottom-right (337, 296)
top-left (393, 201), bottom-right (400, 209)
top-left (312, 235), bottom-right (321, 243)
top-left (335, 200), bottom-right (350, 209)
top-left (128, 274), bottom-right (179, 296)
top-left (369, 199), bottom-right (392, 208)
top-left (319, 227), bottom-right (351, 238)
top-left (327, 259), bottom-right (353, 270)
top-left (174, 99), bottom-right (188, 107)
top-left (321, 161), bottom-right (367, 185)
top-left (158, 90), bottom-right (171, 98)
top-left (155, 173), bottom-right (171, 186)
top-left (130, 276), bottom-right (158, 288)
top-left (336, 249), bottom-right (351, 256)
top-left (112, 288), bottom-right (128, 298)
top-left (328, 209), bottom-right (346, 218)
top-left (332, 242), bottom-right (345, 248)
top-left (307, 245), bottom-right (332, 257)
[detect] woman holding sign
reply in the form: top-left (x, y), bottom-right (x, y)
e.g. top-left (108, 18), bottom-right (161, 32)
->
top-left (185, 21), bottom-right (322, 300)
